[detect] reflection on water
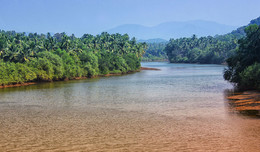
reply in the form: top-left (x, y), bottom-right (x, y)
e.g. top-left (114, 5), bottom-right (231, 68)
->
top-left (0, 62), bottom-right (260, 151)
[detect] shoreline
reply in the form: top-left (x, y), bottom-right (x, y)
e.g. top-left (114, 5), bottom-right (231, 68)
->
top-left (0, 67), bottom-right (160, 89)
top-left (0, 82), bottom-right (37, 89)
top-left (140, 67), bottom-right (161, 71)
top-left (227, 91), bottom-right (260, 116)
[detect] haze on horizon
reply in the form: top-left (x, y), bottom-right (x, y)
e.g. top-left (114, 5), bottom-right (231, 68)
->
top-left (0, 0), bottom-right (260, 37)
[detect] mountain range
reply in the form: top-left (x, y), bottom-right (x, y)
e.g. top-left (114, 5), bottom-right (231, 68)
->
top-left (105, 20), bottom-right (237, 40)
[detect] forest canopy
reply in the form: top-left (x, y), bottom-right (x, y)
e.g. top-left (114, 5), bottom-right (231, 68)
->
top-left (0, 31), bottom-right (147, 86)
top-left (142, 42), bottom-right (167, 61)
top-left (224, 24), bottom-right (260, 90)
top-left (165, 17), bottom-right (260, 64)
top-left (165, 34), bottom-right (238, 64)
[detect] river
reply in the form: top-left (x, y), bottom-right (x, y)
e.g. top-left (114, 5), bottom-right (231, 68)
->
top-left (0, 62), bottom-right (259, 151)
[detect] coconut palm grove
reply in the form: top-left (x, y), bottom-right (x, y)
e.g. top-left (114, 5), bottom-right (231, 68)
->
top-left (0, 32), bottom-right (147, 85)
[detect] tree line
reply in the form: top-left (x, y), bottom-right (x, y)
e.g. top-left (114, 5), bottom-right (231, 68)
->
top-left (165, 17), bottom-right (260, 64)
top-left (0, 31), bottom-right (147, 86)
top-left (224, 24), bottom-right (260, 90)
top-left (165, 34), bottom-right (238, 64)
top-left (142, 42), bottom-right (167, 61)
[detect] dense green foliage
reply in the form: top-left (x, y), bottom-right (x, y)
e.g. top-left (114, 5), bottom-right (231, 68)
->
top-left (142, 42), bottom-right (167, 61)
top-left (165, 35), bottom-right (238, 64)
top-left (0, 31), bottom-right (146, 86)
top-left (224, 24), bottom-right (260, 90)
top-left (165, 17), bottom-right (260, 64)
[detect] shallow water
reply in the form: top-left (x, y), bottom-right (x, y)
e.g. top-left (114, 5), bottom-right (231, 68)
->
top-left (0, 62), bottom-right (259, 151)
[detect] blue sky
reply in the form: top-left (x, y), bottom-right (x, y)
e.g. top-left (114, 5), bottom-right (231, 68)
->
top-left (0, 0), bottom-right (260, 36)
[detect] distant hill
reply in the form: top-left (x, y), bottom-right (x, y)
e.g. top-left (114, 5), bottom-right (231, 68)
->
top-left (227, 16), bottom-right (260, 39)
top-left (137, 38), bottom-right (168, 43)
top-left (214, 16), bottom-right (260, 41)
top-left (106, 20), bottom-right (237, 40)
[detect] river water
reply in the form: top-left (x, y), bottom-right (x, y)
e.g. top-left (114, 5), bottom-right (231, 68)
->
top-left (0, 62), bottom-right (259, 151)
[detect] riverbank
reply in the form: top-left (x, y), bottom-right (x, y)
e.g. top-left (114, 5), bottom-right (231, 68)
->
top-left (0, 82), bottom-right (37, 89)
top-left (0, 67), bottom-right (160, 89)
top-left (227, 91), bottom-right (260, 116)
top-left (140, 67), bottom-right (161, 71)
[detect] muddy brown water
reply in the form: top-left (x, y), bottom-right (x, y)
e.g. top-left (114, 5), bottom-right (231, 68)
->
top-left (0, 62), bottom-right (259, 151)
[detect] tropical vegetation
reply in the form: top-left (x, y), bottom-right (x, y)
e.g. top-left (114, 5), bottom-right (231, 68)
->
top-left (142, 42), bottom-right (167, 61)
top-left (0, 31), bottom-right (147, 86)
top-left (165, 17), bottom-right (260, 64)
top-left (165, 34), bottom-right (238, 64)
top-left (224, 24), bottom-right (260, 90)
